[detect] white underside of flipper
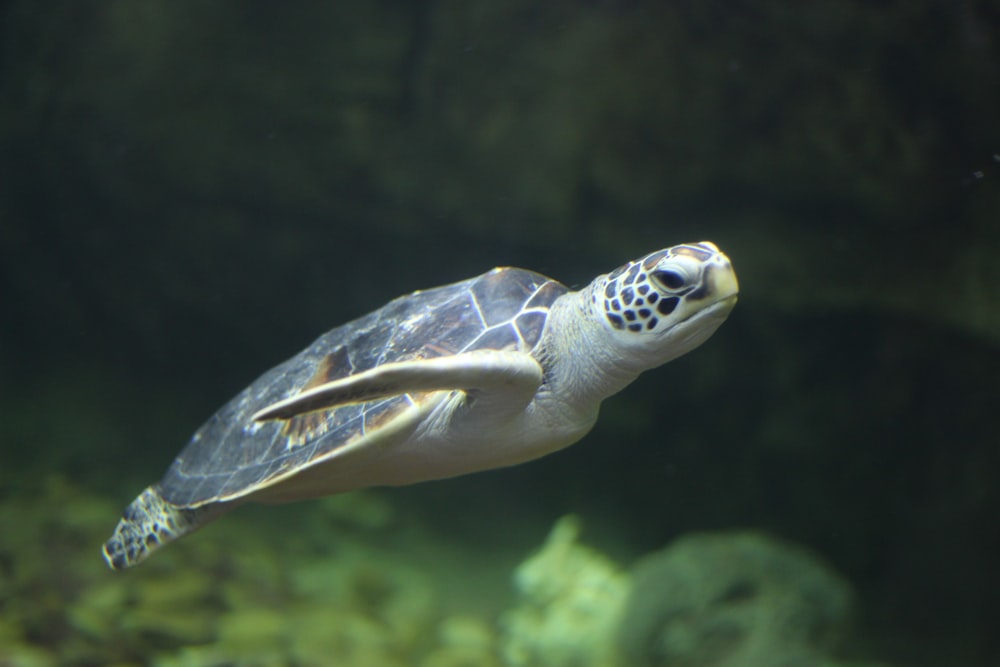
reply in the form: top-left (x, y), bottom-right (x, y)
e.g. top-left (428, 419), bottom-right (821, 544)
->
top-left (243, 350), bottom-right (581, 502)
top-left (253, 349), bottom-right (544, 422)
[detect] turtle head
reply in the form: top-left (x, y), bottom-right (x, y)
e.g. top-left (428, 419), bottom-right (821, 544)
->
top-left (596, 241), bottom-right (738, 367)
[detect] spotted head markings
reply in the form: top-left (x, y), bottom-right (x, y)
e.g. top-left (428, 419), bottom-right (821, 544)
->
top-left (601, 244), bottom-right (714, 332)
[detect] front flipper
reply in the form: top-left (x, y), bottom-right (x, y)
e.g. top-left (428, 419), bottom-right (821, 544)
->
top-left (253, 349), bottom-right (543, 422)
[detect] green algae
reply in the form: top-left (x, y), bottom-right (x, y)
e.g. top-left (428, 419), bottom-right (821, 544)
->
top-left (0, 475), bottom-right (899, 667)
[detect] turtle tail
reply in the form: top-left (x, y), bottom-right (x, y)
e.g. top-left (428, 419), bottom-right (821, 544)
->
top-left (102, 485), bottom-right (217, 570)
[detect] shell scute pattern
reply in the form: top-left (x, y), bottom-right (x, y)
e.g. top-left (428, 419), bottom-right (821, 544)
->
top-left (469, 324), bottom-right (521, 354)
top-left (158, 268), bottom-right (566, 507)
top-left (471, 268), bottom-right (531, 326)
top-left (516, 311), bottom-right (548, 346)
top-left (526, 281), bottom-right (565, 310)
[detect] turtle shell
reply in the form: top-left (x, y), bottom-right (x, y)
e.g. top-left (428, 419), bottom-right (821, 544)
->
top-left (158, 267), bottom-right (567, 507)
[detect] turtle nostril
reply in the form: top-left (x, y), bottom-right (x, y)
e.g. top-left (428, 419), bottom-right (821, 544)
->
top-left (653, 270), bottom-right (685, 290)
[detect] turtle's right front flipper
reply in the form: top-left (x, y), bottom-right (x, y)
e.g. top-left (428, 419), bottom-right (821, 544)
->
top-left (252, 349), bottom-right (543, 422)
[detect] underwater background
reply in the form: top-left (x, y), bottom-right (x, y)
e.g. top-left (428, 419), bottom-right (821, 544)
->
top-left (1, 2), bottom-right (998, 666)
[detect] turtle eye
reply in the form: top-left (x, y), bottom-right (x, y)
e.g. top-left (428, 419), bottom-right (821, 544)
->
top-left (652, 269), bottom-right (687, 291)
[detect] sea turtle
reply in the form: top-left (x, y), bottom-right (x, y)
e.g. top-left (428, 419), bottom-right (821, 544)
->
top-left (103, 242), bottom-right (738, 570)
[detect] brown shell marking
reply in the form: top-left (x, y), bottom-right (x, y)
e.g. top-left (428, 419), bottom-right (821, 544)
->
top-left (280, 342), bottom-right (453, 448)
top-left (282, 346), bottom-right (352, 447)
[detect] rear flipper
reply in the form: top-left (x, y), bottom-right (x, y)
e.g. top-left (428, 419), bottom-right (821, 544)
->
top-left (102, 486), bottom-right (223, 570)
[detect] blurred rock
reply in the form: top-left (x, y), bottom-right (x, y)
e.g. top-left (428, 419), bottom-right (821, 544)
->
top-left (501, 515), bottom-right (629, 667)
top-left (617, 531), bottom-right (856, 667)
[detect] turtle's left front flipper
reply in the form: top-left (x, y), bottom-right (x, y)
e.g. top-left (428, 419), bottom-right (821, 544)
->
top-left (252, 349), bottom-right (543, 422)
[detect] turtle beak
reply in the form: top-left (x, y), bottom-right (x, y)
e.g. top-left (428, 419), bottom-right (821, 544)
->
top-left (704, 244), bottom-right (739, 307)
top-left (671, 243), bottom-right (738, 330)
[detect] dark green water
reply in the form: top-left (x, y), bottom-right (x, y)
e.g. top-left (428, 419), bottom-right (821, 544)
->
top-left (1, 2), bottom-right (998, 666)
